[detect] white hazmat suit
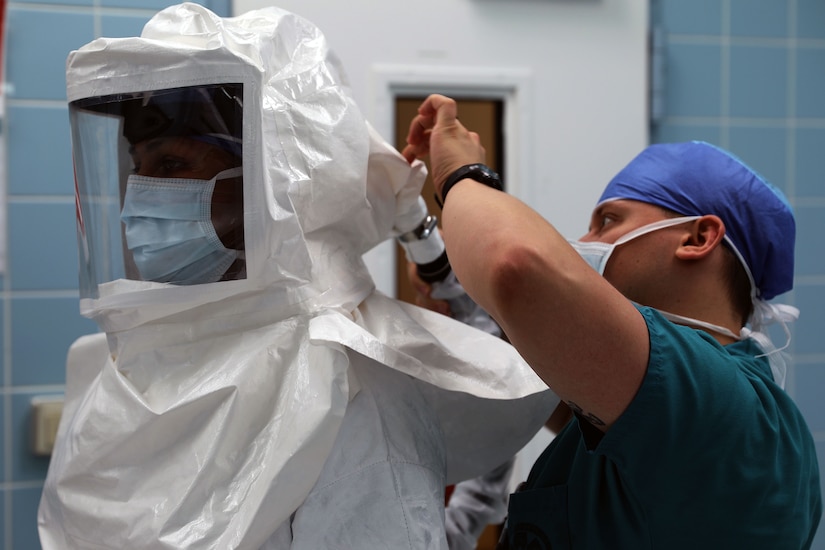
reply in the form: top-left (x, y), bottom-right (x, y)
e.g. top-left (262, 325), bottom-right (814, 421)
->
top-left (38, 4), bottom-right (557, 549)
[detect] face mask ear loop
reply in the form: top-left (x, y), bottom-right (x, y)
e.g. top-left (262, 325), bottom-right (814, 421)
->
top-left (612, 216), bottom-right (701, 247)
top-left (214, 166), bottom-right (244, 181)
top-left (598, 216), bottom-right (701, 276)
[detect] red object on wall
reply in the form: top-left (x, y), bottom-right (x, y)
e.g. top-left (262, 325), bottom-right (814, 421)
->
top-left (0, 0), bottom-right (6, 90)
top-left (445, 483), bottom-right (455, 504)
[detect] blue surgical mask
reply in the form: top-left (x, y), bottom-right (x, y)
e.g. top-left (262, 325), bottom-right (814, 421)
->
top-left (120, 167), bottom-right (243, 285)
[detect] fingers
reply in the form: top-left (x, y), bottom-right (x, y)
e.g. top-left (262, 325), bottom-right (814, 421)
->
top-left (405, 94), bottom-right (458, 145)
top-left (417, 94), bottom-right (458, 124)
top-left (406, 112), bottom-right (433, 146)
top-left (404, 94), bottom-right (463, 162)
top-left (416, 294), bottom-right (451, 316)
top-left (401, 144), bottom-right (419, 164)
top-left (403, 94), bottom-right (486, 190)
top-left (404, 104), bottom-right (438, 161)
top-left (403, 116), bottom-right (431, 163)
top-left (401, 139), bottom-right (432, 164)
top-left (406, 261), bottom-right (450, 316)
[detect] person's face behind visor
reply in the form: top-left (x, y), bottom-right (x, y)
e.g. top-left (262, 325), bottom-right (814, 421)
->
top-left (131, 135), bottom-right (237, 180)
top-left (70, 83), bottom-right (247, 293)
top-left (112, 83), bottom-right (246, 285)
top-left (122, 135), bottom-right (245, 285)
top-left (129, 136), bottom-right (245, 253)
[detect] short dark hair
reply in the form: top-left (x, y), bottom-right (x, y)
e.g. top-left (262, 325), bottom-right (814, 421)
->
top-left (721, 243), bottom-right (754, 326)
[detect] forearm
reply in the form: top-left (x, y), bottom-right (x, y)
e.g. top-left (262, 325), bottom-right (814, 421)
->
top-left (440, 177), bottom-right (647, 429)
top-left (404, 94), bottom-right (649, 430)
top-left (439, 179), bottom-right (572, 324)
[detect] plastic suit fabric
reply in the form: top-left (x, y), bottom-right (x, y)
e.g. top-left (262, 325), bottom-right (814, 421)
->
top-left (38, 4), bottom-right (557, 549)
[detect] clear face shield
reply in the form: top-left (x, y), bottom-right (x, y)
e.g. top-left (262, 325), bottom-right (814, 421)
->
top-left (69, 84), bottom-right (245, 298)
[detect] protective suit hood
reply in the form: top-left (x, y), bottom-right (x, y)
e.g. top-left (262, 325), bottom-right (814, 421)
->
top-left (67, 3), bottom-right (422, 333)
top-left (42, 4), bottom-right (556, 549)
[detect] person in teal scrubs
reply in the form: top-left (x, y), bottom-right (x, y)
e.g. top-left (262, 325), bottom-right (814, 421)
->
top-left (402, 94), bottom-right (821, 549)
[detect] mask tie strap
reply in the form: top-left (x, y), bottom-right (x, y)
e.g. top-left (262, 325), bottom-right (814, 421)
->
top-left (652, 308), bottom-right (742, 341)
top-left (613, 216), bottom-right (701, 247)
top-left (647, 301), bottom-right (797, 389)
top-left (740, 300), bottom-right (799, 389)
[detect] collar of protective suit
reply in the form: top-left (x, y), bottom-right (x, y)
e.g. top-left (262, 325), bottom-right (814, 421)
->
top-left (41, 4), bottom-right (556, 549)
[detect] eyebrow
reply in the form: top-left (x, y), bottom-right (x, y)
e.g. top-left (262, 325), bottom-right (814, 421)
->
top-left (128, 138), bottom-right (168, 157)
top-left (589, 205), bottom-right (608, 228)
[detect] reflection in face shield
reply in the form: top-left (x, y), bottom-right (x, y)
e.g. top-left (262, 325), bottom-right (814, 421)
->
top-left (70, 83), bottom-right (245, 288)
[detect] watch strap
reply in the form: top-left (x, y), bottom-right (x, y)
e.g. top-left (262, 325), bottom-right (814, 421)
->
top-left (436, 163), bottom-right (503, 209)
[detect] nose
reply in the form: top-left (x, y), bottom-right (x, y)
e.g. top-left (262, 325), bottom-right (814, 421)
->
top-left (578, 230), bottom-right (598, 243)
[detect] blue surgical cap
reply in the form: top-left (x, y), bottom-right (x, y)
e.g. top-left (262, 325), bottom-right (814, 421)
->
top-left (598, 141), bottom-right (795, 301)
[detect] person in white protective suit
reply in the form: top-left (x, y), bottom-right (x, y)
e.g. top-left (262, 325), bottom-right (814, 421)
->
top-left (37, 4), bottom-right (558, 549)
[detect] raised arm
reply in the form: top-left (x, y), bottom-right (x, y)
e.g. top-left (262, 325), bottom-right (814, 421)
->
top-left (403, 95), bottom-right (649, 431)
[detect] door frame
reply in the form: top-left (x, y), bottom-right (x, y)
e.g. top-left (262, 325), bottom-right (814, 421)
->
top-left (365, 64), bottom-right (535, 296)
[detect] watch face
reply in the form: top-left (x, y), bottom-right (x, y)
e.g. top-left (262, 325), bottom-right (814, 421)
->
top-left (473, 164), bottom-right (503, 190)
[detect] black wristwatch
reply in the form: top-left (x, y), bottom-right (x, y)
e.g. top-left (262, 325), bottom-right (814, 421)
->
top-left (436, 163), bottom-right (503, 208)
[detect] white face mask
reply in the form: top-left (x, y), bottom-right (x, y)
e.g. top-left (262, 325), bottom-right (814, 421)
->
top-left (568, 216), bottom-right (701, 276)
top-left (570, 215), bottom-right (798, 387)
top-left (120, 167), bottom-right (243, 285)
top-left (568, 215), bottom-right (746, 341)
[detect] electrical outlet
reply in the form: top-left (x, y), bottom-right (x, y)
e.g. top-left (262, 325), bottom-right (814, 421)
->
top-left (31, 396), bottom-right (64, 456)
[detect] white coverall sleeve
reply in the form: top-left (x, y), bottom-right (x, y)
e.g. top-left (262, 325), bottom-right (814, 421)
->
top-left (445, 457), bottom-right (514, 549)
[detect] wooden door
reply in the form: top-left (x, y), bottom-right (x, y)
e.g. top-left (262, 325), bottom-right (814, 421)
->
top-left (393, 96), bottom-right (506, 550)
top-left (393, 97), bottom-right (504, 306)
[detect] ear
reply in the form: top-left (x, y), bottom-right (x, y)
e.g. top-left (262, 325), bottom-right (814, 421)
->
top-left (675, 215), bottom-right (726, 261)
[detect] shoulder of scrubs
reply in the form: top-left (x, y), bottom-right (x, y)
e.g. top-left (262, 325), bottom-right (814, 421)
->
top-left (596, 306), bottom-right (822, 546)
top-left (513, 306), bottom-right (821, 549)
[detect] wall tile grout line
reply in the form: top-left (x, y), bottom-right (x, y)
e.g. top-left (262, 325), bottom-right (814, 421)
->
top-left (1, 2), bottom-right (231, 546)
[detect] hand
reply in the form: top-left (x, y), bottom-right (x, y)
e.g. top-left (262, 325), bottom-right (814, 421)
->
top-left (401, 95), bottom-right (487, 197)
top-left (406, 261), bottom-right (451, 317)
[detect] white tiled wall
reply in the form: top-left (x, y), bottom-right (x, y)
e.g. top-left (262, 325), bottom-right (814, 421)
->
top-left (1, 0), bottom-right (822, 548)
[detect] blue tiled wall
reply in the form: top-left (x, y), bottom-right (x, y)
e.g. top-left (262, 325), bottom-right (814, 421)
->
top-left (2, 0), bottom-right (822, 547)
top-left (652, 0), bottom-right (825, 546)
top-left (0, 2), bottom-right (230, 548)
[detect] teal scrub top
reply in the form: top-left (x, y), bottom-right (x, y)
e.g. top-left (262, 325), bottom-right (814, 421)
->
top-left (503, 307), bottom-right (822, 549)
